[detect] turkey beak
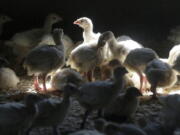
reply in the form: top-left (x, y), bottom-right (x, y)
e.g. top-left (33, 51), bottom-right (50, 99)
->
top-left (73, 20), bottom-right (80, 25)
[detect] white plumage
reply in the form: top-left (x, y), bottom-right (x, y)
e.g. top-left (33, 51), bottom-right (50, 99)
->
top-left (67, 41), bottom-right (103, 73)
top-left (51, 68), bottom-right (85, 90)
top-left (0, 67), bottom-right (20, 90)
top-left (73, 17), bottom-right (112, 60)
top-left (73, 17), bottom-right (100, 44)
top-left (168, 44), bottom-right (180, 74)
top-left (67, 32), bottom-right (109, 81)
top-left (6, 13), bottom-right (62, 62)
top-left (97, 31), bottom-right (143, 63)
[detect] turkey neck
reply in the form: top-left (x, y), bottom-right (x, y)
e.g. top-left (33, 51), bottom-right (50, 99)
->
top-left (52, 33), bottom-right (64, 51)
top-left (83, 24), bottom-right (94, 39)
top-left (43, 19), bottom-right (53, 34)
top-left (53, 34), bottom-right (63, 45)
top-left (108, 36), bottom-right (118, 47)
top-left (55, 42), bottom-right (64, 52)
top-left (58, 92), bottom-right (71, 109)
top-left (113, 75), bottom-right (125, 90)
top-left (62, 92), bottom-right (71, 103)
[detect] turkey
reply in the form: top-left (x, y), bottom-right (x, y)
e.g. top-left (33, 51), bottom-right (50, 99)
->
top-left (67, 31), bottom-right (108, 81)
top-left (124, 48), bottom-right (159, 92)
top-left (145, 59), bottom-right (177, 98)
top-left (0, 94), bottom-right (40, 135)
top-left (97, 31), bottom-right (143, 63)
top-left (73, 17), bottom-right (111, 60)
top-left (51, 68), bottom-right (85, 90)
top-left (71, 67), bottom-right (127, 128)
top-left (0, 57), bottom-right (19, 90)
top-left (6, 13), bottom-right (62, 63)
top-left (168, 44), bottom-right (180, 75)
top-left (0, 14), bottom-right (12, 37)
top-left (23, 28), bottom-right (65, 91)
top-left (26, 84), bottom-right (77, 135)
top-left (73, 17), bottom-right (100, 43)
top-left (38, 30), bottom-right (75, 60)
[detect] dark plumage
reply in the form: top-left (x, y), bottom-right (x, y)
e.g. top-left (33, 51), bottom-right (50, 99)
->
top-left (99, 59), bottom-right (134, 89)
top-left (23, 28), bottom-right (65, 91)
top-left (143, 122), bottom-right (164, 135)
top-left (94, 118), bottom-right (106, 133)
top-left (27, 84), bottom-right (77, 135)
top-left (69, 130), bottom-right (103, 135)
top-left (104, 87), bottom-right (142, 123)
top-left (0, 94), bottom-right (39, 135)
top-left (0, 57), bottom-right (9, 67)
top-left (145, 59), bottom-right (177, 98)
top-left (104, 122), bottom-right (147, 135)
top-left (124, 48), bottom-right (159, 91)
top-left (159, 94), bottom-right (180, 130)
top-left (72, 66), bottom-right (128, 128)
top-left (99, 59), bottom-right (122, 80)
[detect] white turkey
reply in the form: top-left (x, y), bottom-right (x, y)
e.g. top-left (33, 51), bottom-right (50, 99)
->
top-left (73, 17), bottom-right (111, 60)
top-left (6, 13), bottom-right (62, 63)
top-left (168, 44), bottom-right (180, 75)
top-left (73, 17), bottom-right (100, 43)
top-left (97, 31), bottom-right (143, 63)
top-left (67, 31), bottom-right (108, 81)
top-left (0, 57), bottom-right (19, 90)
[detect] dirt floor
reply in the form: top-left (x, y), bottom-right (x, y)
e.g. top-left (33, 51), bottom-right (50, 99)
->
top-left (0, 74), bottom-right (167, 135)
top-left (0, 48), bottom-right (179, 135)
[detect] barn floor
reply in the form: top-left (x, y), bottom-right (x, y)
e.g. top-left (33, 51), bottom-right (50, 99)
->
top-left (0, 46), bottom-right (179, 135)
top-left (0, 74), bottom-right (171, 135)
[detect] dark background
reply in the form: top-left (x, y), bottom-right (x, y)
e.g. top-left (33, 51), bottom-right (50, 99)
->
top-left (0, 0), bottom-right (180, 56)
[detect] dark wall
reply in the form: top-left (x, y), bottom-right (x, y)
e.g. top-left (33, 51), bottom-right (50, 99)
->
top-left (0, 0), bottom-right (180, 56)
